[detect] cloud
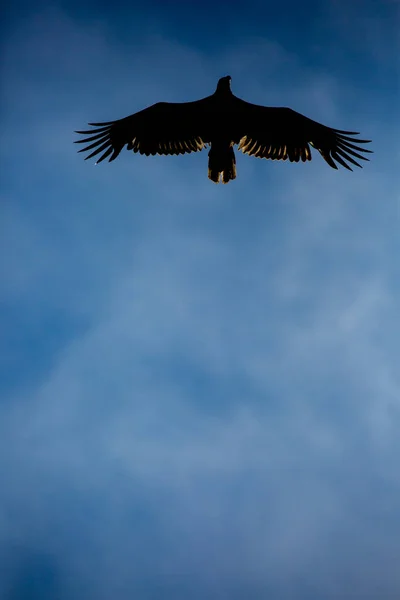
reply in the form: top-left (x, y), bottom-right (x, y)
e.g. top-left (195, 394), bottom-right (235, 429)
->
top-left (1, 4), bottom-right (400, 599)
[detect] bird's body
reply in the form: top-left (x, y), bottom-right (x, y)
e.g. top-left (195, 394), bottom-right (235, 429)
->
top-left (75, 76), bottom-right (372, 183)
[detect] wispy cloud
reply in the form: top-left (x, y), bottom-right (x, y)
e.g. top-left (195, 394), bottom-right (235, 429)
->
top-left (1, 4), bottom-right (399, 599)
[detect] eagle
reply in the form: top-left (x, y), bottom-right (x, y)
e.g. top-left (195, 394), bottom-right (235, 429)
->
top-left (75, 76), bottom-right (372, 184)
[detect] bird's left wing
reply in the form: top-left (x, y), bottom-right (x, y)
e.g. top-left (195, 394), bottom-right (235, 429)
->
top-left (232, 100), bottom-right (372, 171)
top-left (75, 97), bottom-right (214, 163)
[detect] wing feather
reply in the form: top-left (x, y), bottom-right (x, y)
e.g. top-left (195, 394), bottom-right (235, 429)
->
top-left (84, 140), bottom-right (113, 161)
top-left (96, 147), bottom-right (114, 164)
top-left (75, 98), bottom-right (213, 163)
top-left (75, 131), bottom-right (111, 144)
top-left (233, 99), bottom-right (372, 171)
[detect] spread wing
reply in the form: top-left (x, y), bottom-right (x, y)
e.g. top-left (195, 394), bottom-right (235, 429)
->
top-left (234, 101), bottom-right (372, 171)
top-left (75, 97), bottom-right (214, 163)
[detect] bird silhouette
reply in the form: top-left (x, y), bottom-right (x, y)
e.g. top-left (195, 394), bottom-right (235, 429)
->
top-left (75, 76), bottom-right (372, 184)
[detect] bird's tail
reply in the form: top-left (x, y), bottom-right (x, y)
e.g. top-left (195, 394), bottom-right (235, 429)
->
top-left (208, 146), bottom-right (236, 184)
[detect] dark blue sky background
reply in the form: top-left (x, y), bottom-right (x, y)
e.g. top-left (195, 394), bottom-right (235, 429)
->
top-left (1, 1), bottom-right (400, 599)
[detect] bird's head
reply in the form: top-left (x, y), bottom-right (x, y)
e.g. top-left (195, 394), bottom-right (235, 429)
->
top-left (216, 75), bottom-right (232, 93)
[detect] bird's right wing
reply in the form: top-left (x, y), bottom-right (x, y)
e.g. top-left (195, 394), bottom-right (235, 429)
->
top-left (75, 97), bottom-right (214, 163)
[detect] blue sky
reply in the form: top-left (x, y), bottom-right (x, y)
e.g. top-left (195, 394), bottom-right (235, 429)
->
top-left (1, 1), bottom-right (399, 598)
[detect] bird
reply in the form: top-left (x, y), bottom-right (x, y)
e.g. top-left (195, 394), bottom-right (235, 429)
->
top-left (75, 76), bottom-right (372, 184)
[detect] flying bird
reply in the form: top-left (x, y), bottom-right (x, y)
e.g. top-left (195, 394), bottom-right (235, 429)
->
top-left (75, 76), bottom-right (372, 184)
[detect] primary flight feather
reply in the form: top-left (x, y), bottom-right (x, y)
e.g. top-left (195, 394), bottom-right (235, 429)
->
top-left (75, 76), bottom-right (372, 184)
